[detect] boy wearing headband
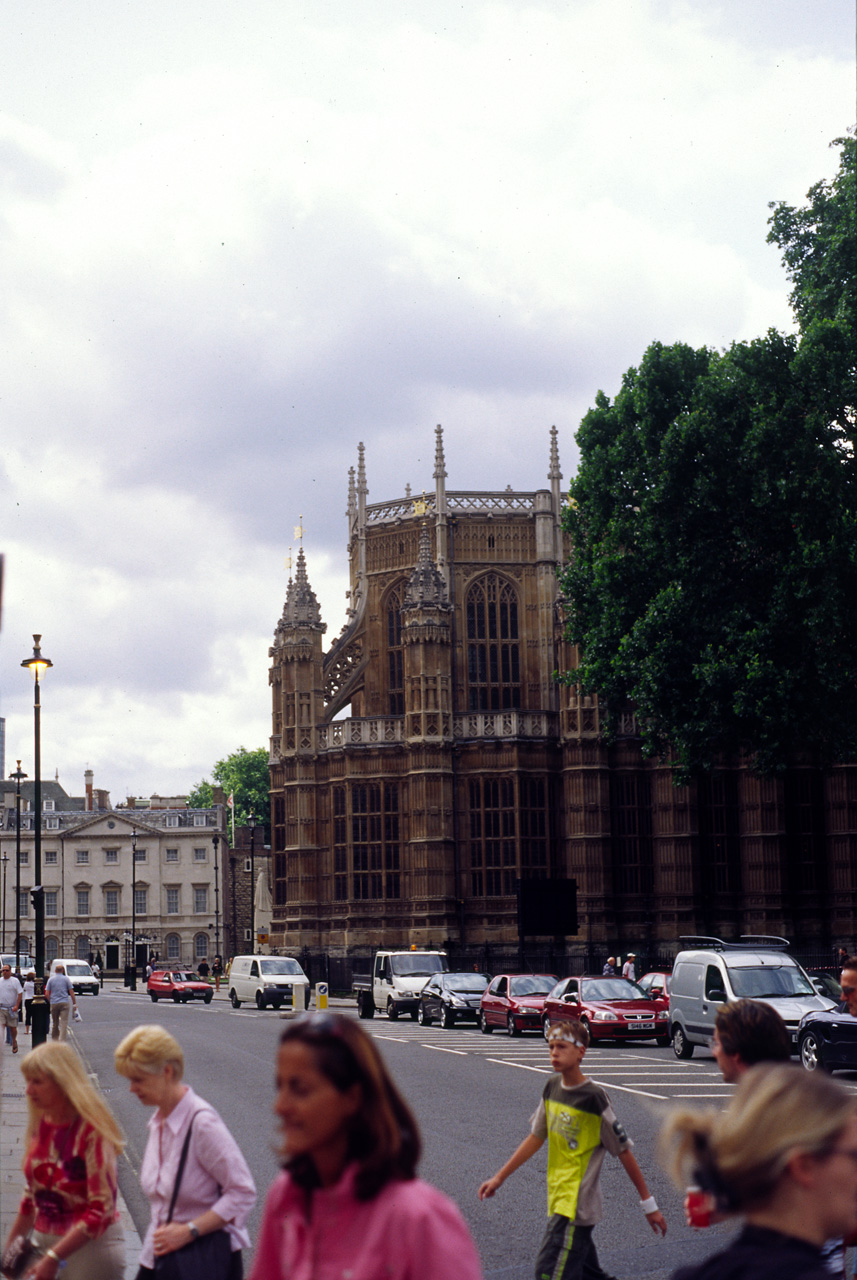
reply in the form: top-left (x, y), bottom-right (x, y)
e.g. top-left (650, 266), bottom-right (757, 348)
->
top-left (478, 1020), bottom-right (666, 1280)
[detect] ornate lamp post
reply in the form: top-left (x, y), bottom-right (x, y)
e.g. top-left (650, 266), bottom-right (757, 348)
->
top-left (130, 829), bottom-right (138, 990)
top-left (248, 815), bottom-right (256, 951)
top-left (1, 852), bottom-right (8, 949)
top-left (212, 832), bottom-right (221, 958)
top-left (10, 762), bottom-right (27, 970)
top-left (21, 635), bottom-right (52, 1046)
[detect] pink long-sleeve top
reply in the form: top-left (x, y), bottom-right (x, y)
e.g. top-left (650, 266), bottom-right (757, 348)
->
top-left (20, 1116), bottom-right (120, 1238)
top-left (139, 1085), bottom-right (256, 1269)
top-left (249, 1163), bottom-right (484, 1280)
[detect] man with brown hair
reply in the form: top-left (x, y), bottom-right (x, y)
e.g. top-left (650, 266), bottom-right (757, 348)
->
top-left (709, 998), bottom-right (791, 1084)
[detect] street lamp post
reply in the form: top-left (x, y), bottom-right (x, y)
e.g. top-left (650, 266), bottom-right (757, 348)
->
top-left (21, 635), bottom-right (52, 1047)
top-left (10, 762), bottom-right (27, 970)
top-left (212, 833), bottom-right (221, 958)
top-left (1, 853), bottom-right (8, 949)
top-left (130, 829), bottom-right (138, 991)
top-left (248, 816), bottom-right (256, 952)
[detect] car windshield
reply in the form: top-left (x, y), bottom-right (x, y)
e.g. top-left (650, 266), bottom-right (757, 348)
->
top-left (510, 975), bottom-right (555, 996)
top-left (445, 974), bottom-right (490, 993)
top-left (173, 972), bottom-right (197, 982)
top-left (728, 965), bottom-right (815, 998)
top-left (260, 959), bottom-right (305, 976)
top-left (64, 964), bottom-right (93, 977)
top-left (581, 978), bottom-right (645, 1002)
top-left (390, 954), bottom-right (448, 977)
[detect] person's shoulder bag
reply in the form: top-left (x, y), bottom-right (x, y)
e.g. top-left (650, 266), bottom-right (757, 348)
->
top-left (152, 1111), bottom-right (237, 1280)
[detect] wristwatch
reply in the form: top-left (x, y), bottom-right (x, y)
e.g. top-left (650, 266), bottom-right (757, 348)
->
top-left (188, 1222), bottom-right (200, 1241)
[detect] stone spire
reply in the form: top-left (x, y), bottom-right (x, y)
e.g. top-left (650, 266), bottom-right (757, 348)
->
top-left (403, 522), bottom-right (449, 609)
top-left (346, 465), bottom-right (356, 522)
top-left (433, 423), bottom-right (447, 481)
top-left (280, 548), bottom-right (323, 628)
top-left (548, 424), bottom-right (562, 482)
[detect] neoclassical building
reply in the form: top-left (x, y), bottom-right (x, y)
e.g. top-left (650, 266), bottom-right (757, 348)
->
top-left (267, 427), bottom-right (857, 960)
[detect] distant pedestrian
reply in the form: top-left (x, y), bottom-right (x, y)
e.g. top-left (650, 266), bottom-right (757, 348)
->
top-left (22, 970), bottom-right (35, 1035)
top-left (602, 956), bottom-right (616, 976)
top-left (198, 958), bottom-right (210, 981)
top-left (45, 963), bottom-right (77, 1042)
top-left (0, 962), bottom-right (23, 1053)
top-left (622, 954), bottom-right (636, 981)
top-left (212, 955), bottom-right (224, 991)
top-left (479, 1019), bottom-right (666, 1280)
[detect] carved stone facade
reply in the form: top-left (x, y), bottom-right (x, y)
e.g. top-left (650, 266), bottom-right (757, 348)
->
top-left (268, 427), bottom-right (857, 959)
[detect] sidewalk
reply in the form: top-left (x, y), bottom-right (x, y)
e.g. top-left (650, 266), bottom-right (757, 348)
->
top-left (0, 1029), bottom-right (142, 1276)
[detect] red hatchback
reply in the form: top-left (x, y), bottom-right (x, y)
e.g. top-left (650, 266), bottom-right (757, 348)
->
top-left (479, 974), bottom-right (557, 1036)
top-left (541, 975), bottom-right (669, 1045)
top-left (148, 969), bottom-right (213, 1004)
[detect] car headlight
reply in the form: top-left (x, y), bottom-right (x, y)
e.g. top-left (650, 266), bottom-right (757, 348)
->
top-left (592, 1010), bottom-right (616, 1021)
top-left (656, 1011), bottom-right (668, 1020)
top-left (449, 996), bottom-right (467, 1007)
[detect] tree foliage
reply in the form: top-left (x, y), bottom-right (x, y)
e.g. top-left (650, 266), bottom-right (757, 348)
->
top-left (188, 747), bottom-right (270, 829)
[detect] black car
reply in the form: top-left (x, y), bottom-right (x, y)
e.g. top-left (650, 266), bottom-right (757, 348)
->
top-left (417, 972), bottom-right (491, 1028)
top-left (798, 1005), bottom-right (856, 1072)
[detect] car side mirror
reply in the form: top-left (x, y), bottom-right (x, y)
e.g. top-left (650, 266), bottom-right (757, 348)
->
top-left (562, 992), bottom-right (579, 1003)
top-left (651, 987), bottom-right (664, 998)
top-left (707, 988), bottom-right (728, 1004)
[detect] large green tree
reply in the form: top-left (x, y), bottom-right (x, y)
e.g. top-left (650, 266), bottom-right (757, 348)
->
top-left (188, 746), bottom-right (270, 828)
top-left (560, 137), bottom-right (857, 782)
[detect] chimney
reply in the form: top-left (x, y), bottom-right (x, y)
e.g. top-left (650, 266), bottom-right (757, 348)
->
top-left (126, 796), bottom-right (136, 810)
top-left (84, 769), bottom-right (94, 812)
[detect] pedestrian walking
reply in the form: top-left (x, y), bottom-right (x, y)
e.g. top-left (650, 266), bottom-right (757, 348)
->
top-left (45, 963), bottom-right (77, 1042)
top-left (1, 1042), bottom-right (126, 1279)
top-left (197, 958), bottom-right (210, 981)
top-left (114, 1025), bottom-right (255, 1280)
top-left (0, 961), bottom-right (23, 1053)
top-left (212, 956), bottom-right (223, 992)
top-left (249, 1012), bottom-right (483, 1280)
top-left (478, 1019), bottom-right (666, 1280)
top-left (602, 956), bottom-right (616, 976)
top-left (23, 969), bottom-right (36, 1035)
top-left (664, 1063), bottom-right (857, 1280)
top-left (622, 954), bottom-right (636, 981)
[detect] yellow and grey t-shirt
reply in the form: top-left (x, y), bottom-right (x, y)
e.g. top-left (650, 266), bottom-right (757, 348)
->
top-left (529, 1077), bottom-right (632, 1224)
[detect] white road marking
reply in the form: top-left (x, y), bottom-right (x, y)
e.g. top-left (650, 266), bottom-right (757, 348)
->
top-left (372, 1034), bottom-right (410, 1043)
top-left (421, 1044), bottom-right (468, 1055)
top-left (486, 1059), bottom-right (551, 1073)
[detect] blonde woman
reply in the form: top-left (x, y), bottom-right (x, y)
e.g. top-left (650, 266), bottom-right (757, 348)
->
top-left (1, 1042), bottom-right (125, 1280)
top-left (114, 1025), bottom-right (255, 1280)
top-left (663, 1063), bottom-right (857, 1280)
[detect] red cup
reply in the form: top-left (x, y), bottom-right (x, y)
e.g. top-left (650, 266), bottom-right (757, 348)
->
top-left (686, 1186), bottom-right (712, 1229)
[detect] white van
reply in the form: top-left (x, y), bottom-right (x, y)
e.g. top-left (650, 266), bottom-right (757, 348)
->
top-left (669, 935), bottom-right (833, 1058)
top-left (228, 955), bottom-right (310, 1010)
top-left (49, 958), bottom-right (99, 996)
top-left (0, 953), bottom-right (35, 974)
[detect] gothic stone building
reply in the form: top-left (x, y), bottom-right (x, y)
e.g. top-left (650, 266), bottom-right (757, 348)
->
top-left (267, 427), bottom-right (857, 961)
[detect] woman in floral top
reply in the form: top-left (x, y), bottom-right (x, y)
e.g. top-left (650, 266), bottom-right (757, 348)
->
top-left (2, 1042), bottom-right (125, 1280)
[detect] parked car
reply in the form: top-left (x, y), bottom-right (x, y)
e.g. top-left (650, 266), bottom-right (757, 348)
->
top-left (49, 958), bottom-right (99, 996)
top-left (148, 968), bottom-right (213, 1004)
top-left (0, 953), bottom-right (35, 974)
top-left (806, 970), bottom-right (842, 1002)
top-left (636, 970), bottom-right (671, 999)
top-left (228, 954), bottom-right (310, 1009)
top-left (798, 1005), bottom-right (856, 1073)
top-left (542, 975), bottom-right (670, 1044)
top-left (480, 973), bottom-right (557, 1036)
top-left (417, 971), bottom-right (491, 1028)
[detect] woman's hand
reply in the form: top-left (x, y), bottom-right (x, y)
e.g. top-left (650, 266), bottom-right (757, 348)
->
top-left (25, 1253), bottom-right (61, 1280)
top-left (153, 1221), bottom-right (196, 1256)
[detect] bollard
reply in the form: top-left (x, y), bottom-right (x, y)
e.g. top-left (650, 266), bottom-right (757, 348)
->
top-left (316, 981), bottom-right (329, 1011)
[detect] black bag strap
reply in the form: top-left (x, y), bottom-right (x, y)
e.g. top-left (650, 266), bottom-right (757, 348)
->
top-left (165, 1111), bottom-right (198, 1224)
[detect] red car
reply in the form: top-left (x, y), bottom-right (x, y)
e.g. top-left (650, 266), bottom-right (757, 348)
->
top-left (541, 975), bottom-right (669, 1044)
top-left (480, 974), bottom-right (557, 1036)
top-left (635, 970), bottom-right (671, 1013)
top-left (148, 969), bottom-right (213, 1004)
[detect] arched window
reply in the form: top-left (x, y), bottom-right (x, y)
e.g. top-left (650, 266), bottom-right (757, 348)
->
top-left (194, 932), bottom-right (209, 960)
top-left (166, 933), bottom-right (181, 960)
top-left (386, 585), bottom-right (405, 715)
top-left (466, 575), bottom-right (520, 710)
top-left (45, 936), bottom-right (59, 964)
top-left (75, 935), bottom-right (90, 960)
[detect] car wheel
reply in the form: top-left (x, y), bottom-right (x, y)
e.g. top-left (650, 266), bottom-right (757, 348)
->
top-left (256, 991), bottom-right (266, 1010)
top-left (204, 992), bottom-right (213, 1004)
top-left (149, 992), bottom-right (158, 1003)
top-left (230, 989), bottom-right (241, 1009)
top-left (357, 991), bottom-right (374, 1019)
top-left (507, 1013), bottom-right (521, 1037)
top-left (440, 1005), bottom-right (455, 1029)
top-left (93, 987), bottom-right (99, 996)
top-left (410, 1008), bottom-right (418, 1021)
top-left (182, 995), bottom-right (190, 1003)
top-left (580, 1017), bottom-right (592, 1043)
top-left (673, 1025), bottom-right (694, 1059)
top-left (480, 1011), bottom-right (493, 1035)
top-left (386, 999), bottom-right (399, 1021)
top-left (656, 1035), bottom-right (670, 1048)
top-left (304, 987), bottom-right (311, 1010)
top-left (800, 1031), bottom-right (827, 1072)
top-left (542, 1016), bottom-right (552, 1040)
top-left (173, 993), bottom-right (182, 1003)
top-left (417, 1004), bottom-right (431, 1026)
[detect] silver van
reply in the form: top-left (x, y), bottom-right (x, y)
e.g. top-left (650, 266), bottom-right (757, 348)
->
top-left (228, 954), bottom-right (310, 1010)
top-left (669, 936), bottom-right (835, 1058)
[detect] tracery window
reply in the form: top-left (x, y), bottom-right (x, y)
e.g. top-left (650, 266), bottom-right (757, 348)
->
top-left (698, 771), bottom-right (741, 896)
top-left (466, 575), bottom-right (520, 710)
top-left (468, 776), bottom-right (549, 897)
top-left (610, 772), bottom-right (653, 896)
top-left (386, 586), bottom-right (405, 715)
top-left (352, 783), bottom-right (400, 900)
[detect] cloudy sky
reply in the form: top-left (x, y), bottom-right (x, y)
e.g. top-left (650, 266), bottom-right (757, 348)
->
top-left (0, 0), bottom-right (853, 805)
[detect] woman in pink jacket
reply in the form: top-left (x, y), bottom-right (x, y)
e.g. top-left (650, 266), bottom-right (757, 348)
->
top-left (249, 1012), bottom-right (483, 1280)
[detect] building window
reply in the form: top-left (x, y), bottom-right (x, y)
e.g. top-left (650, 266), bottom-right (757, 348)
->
top-left (466, 575), bottom-right (520, 710)
top-left (698, 771), bottom-right (741, 898)
top-left (468, 777), bottom-right (516, 897)
top-left (76, 890), bottom-right (90, 916)
top-left (105, 849), bottom-right (118, 864)
top-left (193, 814), bottom-right (207, 827)
top-left (194, 887), bottom-right (208, 914)
top-left (76, 935), bottom-right (90, 960)
top-left (166, 933), bottom-right (181, 960)
top-left (351, 783), bottom-right (400, 900)
top-left (193, 847), bottom-right (207, 862)
top-left (166, 887), bottom-right (180, 914)
top-left (105, 889), bottom-right (119, 916)
top-left (165, 848), bottom-right (179, 863)
top-left (134, 887), bottom-right (147, 916)
top-left (76, 850), bottom-right (89, 865)
top-left (194, 932), bottom-right (209, 959)
top-left (45, 936), bottom-right (59, 963)
top-left (610, 771), bottom-right (654, 897)
top-left (44, 850), bottom-right (57, 865)
top-left (244, 858), bottom-right (252, 873)
top-left (243, 927), bottom-right (252, 942)
top-left (386, 586), bottom-right (405, 715)
top-left (45, 890), bottom-right (58, 918)
top-left (43, 799), bottom-right (55, 812)
top-left (19, 850), bottom-right (29, 866)
top-left (134, 847), bottom-right (147, 862)
top-left (18, 891), bottom-right (30, 918)
top-left (333, 786), bottom-right (347, 901)
top-left (166, 813), bottom-right (179, 828)
top-left (784, 769), bottom-right (826, 896)
top-left (46, 817), bottom-right (59, 830)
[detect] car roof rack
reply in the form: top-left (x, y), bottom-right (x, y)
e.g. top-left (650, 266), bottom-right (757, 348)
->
top-left (678, 935), bottom-right (790, 952)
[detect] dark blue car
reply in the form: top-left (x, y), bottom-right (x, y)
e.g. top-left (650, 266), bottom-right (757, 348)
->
top-left (798, 1005), bottom-right (857, 1072)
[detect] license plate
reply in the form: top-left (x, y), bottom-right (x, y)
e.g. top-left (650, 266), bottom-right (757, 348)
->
top-left (638, 1022), bottom-right (654, 1030)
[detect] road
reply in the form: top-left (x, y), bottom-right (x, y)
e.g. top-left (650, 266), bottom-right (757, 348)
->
top-left (70, 989), bottom-right (830, 1280)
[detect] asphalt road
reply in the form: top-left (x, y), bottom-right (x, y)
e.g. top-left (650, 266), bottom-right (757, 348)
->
top-left (68, 990), bottom-right (829, 1280)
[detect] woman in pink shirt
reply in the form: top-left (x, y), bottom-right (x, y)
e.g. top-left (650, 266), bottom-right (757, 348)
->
top-left (114, 1025), bottom-right (255, 1280)
top-left (249, 1012), bottom-right (483, 1280)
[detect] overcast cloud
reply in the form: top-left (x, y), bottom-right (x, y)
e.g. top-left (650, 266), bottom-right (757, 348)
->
top-left (0, 0), bottom-right (853, 802)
